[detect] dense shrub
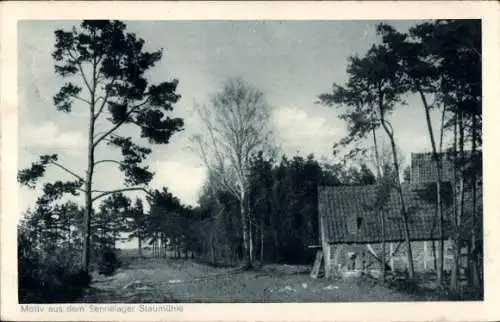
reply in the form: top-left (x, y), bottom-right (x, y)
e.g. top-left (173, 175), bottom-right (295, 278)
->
top-left (18, 229), bottom-right (92, 303)
top-left (98, 246), bottom-right (120, 276)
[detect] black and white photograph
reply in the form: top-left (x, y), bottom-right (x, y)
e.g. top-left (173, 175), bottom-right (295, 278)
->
top-left (1, 1), bottom-right (499, 321)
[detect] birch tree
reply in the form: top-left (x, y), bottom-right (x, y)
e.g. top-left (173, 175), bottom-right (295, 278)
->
top-left (191, 78), bottom-right (274, 268)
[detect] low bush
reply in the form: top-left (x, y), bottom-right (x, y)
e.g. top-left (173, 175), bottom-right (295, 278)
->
top-left (18, 231), bottom-right (92, 303)
top-left (98, 246), bottom-right (120, 276)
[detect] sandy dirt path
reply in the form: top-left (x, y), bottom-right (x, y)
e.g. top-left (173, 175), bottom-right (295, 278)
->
top-left (80, 259), bottom-right (428, 303)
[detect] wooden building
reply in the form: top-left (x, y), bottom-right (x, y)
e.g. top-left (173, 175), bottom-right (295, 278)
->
top-left (317, 184), bottom-right (454, 278)
top-left (314, 152), bottom-right (481, 279)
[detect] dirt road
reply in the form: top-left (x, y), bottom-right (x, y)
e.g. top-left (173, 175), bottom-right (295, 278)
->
top-left (79, 258), bottom-right (433, 303)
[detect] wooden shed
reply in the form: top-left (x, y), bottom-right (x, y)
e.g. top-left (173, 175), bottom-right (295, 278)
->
top-left (311, 152), bottom-right (481, 279)
top-left (316, 183), bottom-right (456, 278)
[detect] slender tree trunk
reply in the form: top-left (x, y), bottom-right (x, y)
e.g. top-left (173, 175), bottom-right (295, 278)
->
top-left (82, 172), bottom-right (93, 272)
top-left (157, 234), bottom-right (160, 258)
top-left (210, 231), bottom-right (217, 265)
top-left (160, 235), bottom-right (163, 258)
top-left (260, 216), bottom-right (264, 264)
top-left (167, 236), bottom-right (171, 259)
top-left (432, 240), bottom-right (437, 271)
top-left (394, 177), bottom-right (415, 279)
top-left (155, 233), bottom-right (159, 257)
top-left (159, 235), bottom-right (162, 258)
top-left (67, 224), bottom-right (71, 249)
top-left (53, 221), bottom-right (59, 247)
top-left (152, 235), bottom-right (156, 257)
top-left (450, 115), bottom-right (458, 288)
top-left (138, 236), bottom-right (143, 258)
top-left (372, 124), bottom-right (386, 282)
top-left (249, 218), bottom-right (254, 263)
top-left (248, 193), bottom-right (255, 265)
top-left (379, 209), bottom-right (386, 278)
top-left (154, 235), bottom-right (157, 257)
top-left (470, 115), bottom-right (480, 290)
top-left (418, 89), bottom-right (445, 284)
top-left (439, 105), bottom-right (446, 154)
top-left (378, 104), bottom-right (415, 280)
top-left (451, 112), bottom-right (462, 292)
top-left (81, 86), bottom-right (96, 274)
top-left (271, 172), bottom-right (280, 262)
top-left (240, 191), bottom-right (252, 268)
top-left (455, 113), bottom-right (466, 291)
top-left (438, 107), bottom-right (447, 283)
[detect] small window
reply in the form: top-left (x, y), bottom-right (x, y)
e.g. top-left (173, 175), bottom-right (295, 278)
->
top-left (356, 217), bottom-right (363, 229)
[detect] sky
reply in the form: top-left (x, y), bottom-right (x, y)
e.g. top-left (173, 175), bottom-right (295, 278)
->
top-left (18, 19), bottom-right (443, 212)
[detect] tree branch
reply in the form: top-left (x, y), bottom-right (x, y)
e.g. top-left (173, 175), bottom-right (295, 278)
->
top-left (93, 98), bottom-right (150, 148)
top-left (66, 49), bottom-right (92, 95)
top-left (48, 160), bottom-right (85, 182)
top-left (92, 187), bottom-right (153, 202)
top-left (381, 119), bottom-right (394, 137)
top-left (70, 95), bottom-right (92, 105)
top-left (94, 159), bottom-right (123, 167)
top-left (94, 77), bottom-right (117, 121)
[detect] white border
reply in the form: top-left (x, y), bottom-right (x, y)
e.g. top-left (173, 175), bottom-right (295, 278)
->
top-left (2, 1), bottom-right (500, 321)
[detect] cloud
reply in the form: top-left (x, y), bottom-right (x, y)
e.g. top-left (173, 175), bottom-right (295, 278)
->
top-left (21, 121), bottom-right (86, 153)
top-left (273, 106), bottom-right (340, 156)
top-left (152, 160), bottom-right (207, 206)
top-left (18, 188), bottom-right (38, 215)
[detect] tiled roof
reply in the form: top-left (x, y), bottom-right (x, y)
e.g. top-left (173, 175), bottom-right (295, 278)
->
top-left (318, 184), bottom-right (454, 244)
top-left (319, 151), bottom-right (482, 245)
top-left (410, 152), bottom-right (455, 184)
top-left (410, 151), bottom-right (482, 185)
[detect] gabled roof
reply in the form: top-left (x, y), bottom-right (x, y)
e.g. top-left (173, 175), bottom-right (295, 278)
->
top-left (318, 184), bottom-right (454, 244)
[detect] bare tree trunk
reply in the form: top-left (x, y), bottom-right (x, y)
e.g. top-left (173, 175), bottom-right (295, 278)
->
top-left (271, 172), bottom-right (280, 262)
top-left (451, 112), bottom-right (465, 292)
top-left (260, 217), bottom-right (265, 263)
top-left (82, 77), bottom-right (96, 274)
top-left (153, 234), bottom-right (157, 257)
top-left (388, 140), bottom-right (415, 279)
top-left (470, 115), bottom-right (480, 290)
top-left (450, 115), bottom-right (458, 289)
top-left (152, 235), bottom-right (156, 257)
top-left (155, 233), bottom-right (159, 258)
top-left (432, 240), bottom-right (437, 271)
top-left (379, 106), bottom-right (415, 280)
top-left (249, 217), bottom-right (254, 263)
top-left (457, 113), bottom-right (466, 290)
top-left (82, 163), bottom-right (94, 272)
top-left (210, 231), bottom-right (217, 265)
top-left (158, 234), bottom-right (161, 257)
top-left (418, 89), bottom-right (445, 284)
top-left (138, 236), bottom-right (143, 258)
top-left (240, 191), bottom-right (253, 269)
top-left (372, 124), bottom-right (386, 282)
top-left (67, 225), bottom-right (71, 249)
